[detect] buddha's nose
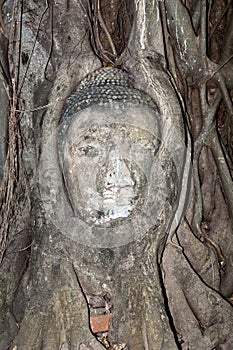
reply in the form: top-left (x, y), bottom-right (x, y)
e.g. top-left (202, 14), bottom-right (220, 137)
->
top-left (101, 144), bottom-right (134, 190)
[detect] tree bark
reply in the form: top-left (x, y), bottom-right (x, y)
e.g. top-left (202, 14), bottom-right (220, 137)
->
top-left (0, 0), bottom-right (233, 349)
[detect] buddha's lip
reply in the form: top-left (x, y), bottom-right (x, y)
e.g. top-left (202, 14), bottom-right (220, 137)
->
top-left (103, 184), bottom-right (133, 191)
top-left (101, 185), bottom-right (134, 197)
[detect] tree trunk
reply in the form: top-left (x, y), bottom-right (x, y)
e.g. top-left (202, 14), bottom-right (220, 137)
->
top-left (0, 1), bottom-right (233, 349)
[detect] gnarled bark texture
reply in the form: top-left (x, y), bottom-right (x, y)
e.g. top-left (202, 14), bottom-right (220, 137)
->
top-left (0, 1), bottom-right (232, 349)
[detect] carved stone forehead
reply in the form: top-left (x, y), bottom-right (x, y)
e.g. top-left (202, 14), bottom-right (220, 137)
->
top-left (67, 104), bottom-right (159, 140)
top-left (58, 68), bottom-right (159, 159)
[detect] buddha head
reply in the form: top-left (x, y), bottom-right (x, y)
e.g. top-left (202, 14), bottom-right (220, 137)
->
top-left (58, 68), bottom-right (161, 227)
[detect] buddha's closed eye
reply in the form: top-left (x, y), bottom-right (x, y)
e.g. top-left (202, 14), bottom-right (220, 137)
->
top-left (78, 145), bottom-right (99, 157)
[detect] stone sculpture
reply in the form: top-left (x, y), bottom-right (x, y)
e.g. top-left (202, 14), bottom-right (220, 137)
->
top-left (58, 67), bottom-right (162, 229)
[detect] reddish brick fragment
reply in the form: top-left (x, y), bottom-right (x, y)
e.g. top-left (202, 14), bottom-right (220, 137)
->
top-left (90, 314), bottom-right (111, 333)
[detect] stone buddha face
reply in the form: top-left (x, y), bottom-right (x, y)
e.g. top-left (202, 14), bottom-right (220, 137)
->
top-left (62, 104), bottom-right (160, 226)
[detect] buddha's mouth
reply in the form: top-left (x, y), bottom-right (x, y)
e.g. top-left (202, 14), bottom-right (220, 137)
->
top-left (102, 184), bottom-right (134, 197)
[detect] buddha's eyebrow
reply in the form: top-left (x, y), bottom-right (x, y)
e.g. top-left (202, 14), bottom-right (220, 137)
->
top-left (78, 134), bottom-right (97, 142)
top-left (84, 133), bottom-right (95, 139)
